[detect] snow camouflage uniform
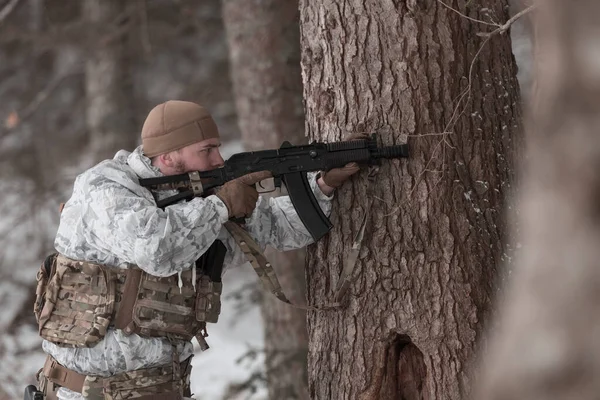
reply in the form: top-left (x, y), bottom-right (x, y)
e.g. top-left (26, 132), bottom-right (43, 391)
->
top-left (40, 145), bottom-right (333, 399)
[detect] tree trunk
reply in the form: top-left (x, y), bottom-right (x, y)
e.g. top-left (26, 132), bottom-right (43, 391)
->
top-left (221, 1), bottom-right (309, 399)
top-left (83, 0), bottom-right (136, 161)
top-left (299, 1), bottom-right (521, 399)
top-left (479, 1), bottom-right (600, 399)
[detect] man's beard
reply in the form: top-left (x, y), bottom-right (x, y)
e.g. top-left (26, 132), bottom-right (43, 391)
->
top-left (173, 159), bottom-right (187, 174)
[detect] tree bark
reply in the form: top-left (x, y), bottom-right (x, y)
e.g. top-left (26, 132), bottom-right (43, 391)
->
top-left (221, 1), bottom-right (309, 399)
top-left (83, 0), bottom-right (136, 162)
top-left (479, 1), bottom-right (600, 399)
top-left (299, 1), bottom-right (521, 399)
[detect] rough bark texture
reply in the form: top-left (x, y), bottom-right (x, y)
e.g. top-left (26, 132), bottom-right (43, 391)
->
top-left (221, 1), bottom-right (309, 399)
top-left (479, 1), bottom-right (600, 399)
top-left (299, 1), bottom-right (521, 399)
top-left (83, 0), bottom-right (136, 162)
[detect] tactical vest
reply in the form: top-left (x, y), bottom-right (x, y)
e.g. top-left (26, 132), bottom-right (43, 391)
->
top-left (34, 241), bottom-right (226, 348)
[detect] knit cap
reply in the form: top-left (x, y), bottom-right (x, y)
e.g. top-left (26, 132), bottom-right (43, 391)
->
top-left (141, 100), bottom-right (220, 157)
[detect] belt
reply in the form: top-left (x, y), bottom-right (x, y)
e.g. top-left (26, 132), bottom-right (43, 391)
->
top-left (39, 355), bottom-right (190, 400)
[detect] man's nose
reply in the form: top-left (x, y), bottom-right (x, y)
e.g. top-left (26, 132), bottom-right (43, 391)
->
top-left (212, 151), bottom-right (225, 168)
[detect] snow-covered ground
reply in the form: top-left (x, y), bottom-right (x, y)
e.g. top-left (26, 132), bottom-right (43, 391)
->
top-left (190, 266), bottom-right (266, 400)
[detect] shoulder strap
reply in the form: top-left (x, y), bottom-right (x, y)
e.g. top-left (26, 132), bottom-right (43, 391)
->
top-left (114, 269), bottom-right (142, 332)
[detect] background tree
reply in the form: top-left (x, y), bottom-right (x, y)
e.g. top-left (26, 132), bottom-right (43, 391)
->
top-left (222, 0), bottom-right (309, 398)
top-left (479, 1), bottom-right (600, 398)
top-left (299, 1), bottom-right (522, 398)
top-left (83, 0), bottom-right (136, 162)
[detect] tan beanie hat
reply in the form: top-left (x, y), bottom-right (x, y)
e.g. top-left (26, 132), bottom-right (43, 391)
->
top-left (141, 100), bottom-right (220, 157)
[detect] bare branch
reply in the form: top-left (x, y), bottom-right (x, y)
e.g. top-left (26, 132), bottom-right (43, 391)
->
top-left (0, 0), bottom-right (20, 24)
top-left (23, 71), bottom-right (82, 119)
top-left (437, 0), bottom-right (536, 38)
top-left (478, 5), bottom-right (537, 37)
top-left (445, 35), bottom-right (492, 133)
top-left (410, 1), bottom-right (535, 199)
top-left (0, 69), bottom-right (83, 140)
top-left (437, 0), bottom-right (498, 27)
top-left (407, 131), bottom-right (453, 138)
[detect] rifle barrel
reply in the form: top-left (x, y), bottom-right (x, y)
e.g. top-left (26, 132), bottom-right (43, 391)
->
top-left (374, 144), bottom-right (409, 159)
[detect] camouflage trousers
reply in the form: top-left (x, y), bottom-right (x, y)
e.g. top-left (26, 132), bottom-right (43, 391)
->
top-left (38, 355), bottom-right (192, 400)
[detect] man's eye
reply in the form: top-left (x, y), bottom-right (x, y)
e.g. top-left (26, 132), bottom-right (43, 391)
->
top-left (199, 146), bottom-right (218, 155)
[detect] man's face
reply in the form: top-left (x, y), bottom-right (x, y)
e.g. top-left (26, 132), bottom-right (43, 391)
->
top-left (166, 138), bottom-right (224, 174)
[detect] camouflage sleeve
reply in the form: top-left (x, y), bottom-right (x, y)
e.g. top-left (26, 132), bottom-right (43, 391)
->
top-left (242, 172), bottom-right (333, 251)
top-left (55, 170), bottom-right (230, 277)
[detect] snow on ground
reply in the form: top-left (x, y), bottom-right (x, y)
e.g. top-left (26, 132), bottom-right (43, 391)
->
top-left (0, 324), bottom-right (46, 399)
top-left (0, 281), bottom-right (28, 332)
top-left (190, 266), bottom-right (266, 400)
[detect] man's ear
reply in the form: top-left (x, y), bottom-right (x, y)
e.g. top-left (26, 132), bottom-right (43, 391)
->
top-left (158, 152), bottom-right (174, 167)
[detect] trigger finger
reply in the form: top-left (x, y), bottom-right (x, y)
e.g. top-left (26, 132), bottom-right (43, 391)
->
top-left (241, 170), bottom-right (273, 185)
top-left (344, 162), bottom-right (360, 171)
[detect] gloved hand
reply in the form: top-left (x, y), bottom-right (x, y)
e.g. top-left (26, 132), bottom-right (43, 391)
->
top-left (320, 132), bottom-right (370, 188)
top-left (216, 171), bottom-right (272, 218)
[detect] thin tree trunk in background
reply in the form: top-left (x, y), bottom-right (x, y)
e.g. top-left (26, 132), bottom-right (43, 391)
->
top-left (299, 1), bottom-right (521, 399)
top-left (83, 0), bottom-right (136, 161)
top-left (221, 1), bottom-right (309, 399)
top-left (479, 1), bottom-right (600, 399)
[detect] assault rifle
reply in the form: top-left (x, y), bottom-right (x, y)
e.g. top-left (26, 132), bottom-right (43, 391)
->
top-left (139, 134), bottom-right (409, 241)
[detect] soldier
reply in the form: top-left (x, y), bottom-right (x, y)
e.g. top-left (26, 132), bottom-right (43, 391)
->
top-left (33, 100), bottom-right (363, 399)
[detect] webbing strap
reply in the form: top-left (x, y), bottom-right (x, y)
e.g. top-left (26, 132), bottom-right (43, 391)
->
top-left (114, 268), bottom-right (142, 332)
top-left (224, 222), bottom-right (339, 310)
top-left (41, 355), bottom-right (189, 399)
top-left (42, 355), bottom-right (85, 393)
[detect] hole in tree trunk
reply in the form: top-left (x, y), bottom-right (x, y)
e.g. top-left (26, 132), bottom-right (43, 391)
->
top-left (382, 334), bottom-right (428, 400)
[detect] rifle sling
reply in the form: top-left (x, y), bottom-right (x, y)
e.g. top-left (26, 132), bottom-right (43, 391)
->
top-left (224, 221), bottom-right (340, 311)
top-left (224, 166), bottom-right (379, 309)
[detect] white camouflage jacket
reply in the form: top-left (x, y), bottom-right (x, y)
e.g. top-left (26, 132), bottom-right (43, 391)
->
top-left (43, 146), bottom-right (332, 399)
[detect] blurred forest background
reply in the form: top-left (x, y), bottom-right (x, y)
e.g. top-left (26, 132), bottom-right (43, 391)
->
top-left (0, 0), bottom-right (532, 399)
